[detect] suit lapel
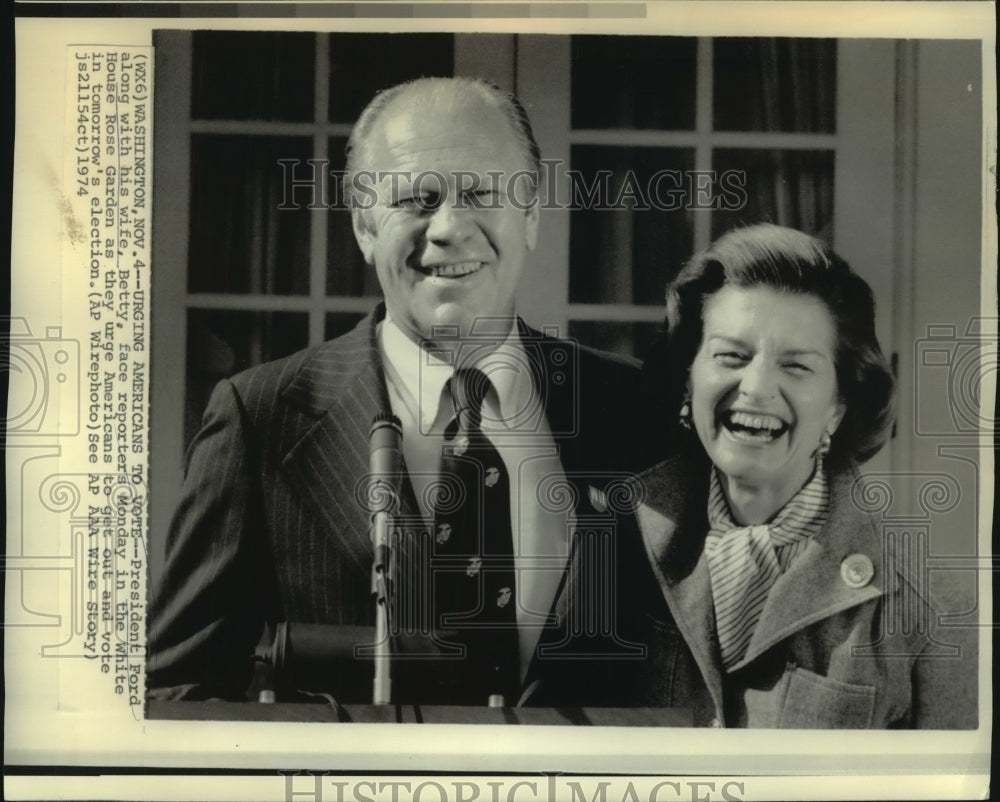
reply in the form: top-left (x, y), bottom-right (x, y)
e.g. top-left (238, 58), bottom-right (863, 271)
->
top-left (278, 307), bottom-right (422, 571)
top-left (518, 326), bottom-right (618, 685)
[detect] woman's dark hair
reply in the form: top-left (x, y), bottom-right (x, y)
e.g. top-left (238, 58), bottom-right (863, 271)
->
top-left (642, 223), bottom-right (896, 468)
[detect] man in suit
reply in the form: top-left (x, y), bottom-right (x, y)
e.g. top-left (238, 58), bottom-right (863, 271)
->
top-left (146, 77), bottom-right (647, 705)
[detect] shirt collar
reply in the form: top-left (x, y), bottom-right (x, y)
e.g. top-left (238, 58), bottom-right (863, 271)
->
top-left (707, 465), bottom-right (829, 545)
top-left (379, 313), bottom-right (531, 430)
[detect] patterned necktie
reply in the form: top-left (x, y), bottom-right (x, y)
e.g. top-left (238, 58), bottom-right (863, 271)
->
top-left (704, 468), bottom-right (828, 671)
top-left (432, 367), bottom-right (519, 702)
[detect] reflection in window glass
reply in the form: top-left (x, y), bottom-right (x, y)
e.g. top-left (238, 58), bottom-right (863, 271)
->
top-left (325, 312), bottom-right (368, 342)
top-left (192, 31), bottom-right (316, 122)
top-left (327, 136), bottom-right (382, 297)
top-left (188, 135), bottom-right (312, 295)
top-left (185, 310), bottom-right (309, 445)
top-left (569, 145), bottom-right (695, 305)
top-left (568, 320), bottom-right (663, 361)
top-left (713, 38), bottom-right (836, 133)
top-left (711, 149), bottom-right (835, 241)
top-left (571, 36), bottom-right (698, 131)
top-left (328, 33), bottom-right (454, 123)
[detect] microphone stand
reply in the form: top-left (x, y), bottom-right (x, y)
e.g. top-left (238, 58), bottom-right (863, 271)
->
top-left (371, 504), bottom-right (394, 706)
top-left (369, 415), bottom-right (402, 706)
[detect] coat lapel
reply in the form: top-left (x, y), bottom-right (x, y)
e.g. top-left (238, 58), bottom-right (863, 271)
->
top-left (738, 469), bottom-right (895, 667)
top-left (636, 458), bottom-right (897, 692)
top-left (278, 306), bottom-right (422, 571)
top-left (631, 454), bottom-right (727, 716)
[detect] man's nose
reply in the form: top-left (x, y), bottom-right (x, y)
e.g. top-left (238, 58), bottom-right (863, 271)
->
top-left (738, 357), bottom-right (778, 400)
top-left (424, 200), bottom-right (473, 246)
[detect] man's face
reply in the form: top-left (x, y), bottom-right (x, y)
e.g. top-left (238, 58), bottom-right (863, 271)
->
top-left (352, 89), bottom-right (539, 348)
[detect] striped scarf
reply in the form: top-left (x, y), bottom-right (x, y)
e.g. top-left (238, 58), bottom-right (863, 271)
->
top-left (704, 466), bottom-right (829, 671)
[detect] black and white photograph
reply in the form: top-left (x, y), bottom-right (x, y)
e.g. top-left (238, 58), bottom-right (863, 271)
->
top-left (5, 3), bottom-right (995, 800)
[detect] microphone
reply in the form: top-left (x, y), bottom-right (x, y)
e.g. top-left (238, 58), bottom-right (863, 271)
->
top-left (368, 413), bottom-right (403, 705)
top-left (254, 622), bottom-right (377, 704)
top-left (369, 414), bottom-right (403, 572)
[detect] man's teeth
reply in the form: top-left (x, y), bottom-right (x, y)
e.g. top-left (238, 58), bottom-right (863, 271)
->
top-left (426, 262), bottom-right (483, 278)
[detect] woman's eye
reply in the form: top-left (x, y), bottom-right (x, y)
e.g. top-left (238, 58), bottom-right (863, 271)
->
top-left (714, 352), bottom-right (747, 366)
top-left (783, 362), bottom-right (812, 374)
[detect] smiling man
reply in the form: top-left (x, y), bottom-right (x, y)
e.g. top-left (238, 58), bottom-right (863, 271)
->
top-left (146, 77), bottom-right (648, 706)
top-left (348, 78), bottom-right (540, 350)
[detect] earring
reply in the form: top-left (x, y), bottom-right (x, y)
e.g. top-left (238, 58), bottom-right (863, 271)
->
top-left (818, 430), bottom-right (832, 457)
top-left (679, 395), bottom-right (693, 430)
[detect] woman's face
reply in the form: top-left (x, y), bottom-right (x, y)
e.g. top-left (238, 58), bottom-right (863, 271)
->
top-left (689, 284), bottom-right (846, 497)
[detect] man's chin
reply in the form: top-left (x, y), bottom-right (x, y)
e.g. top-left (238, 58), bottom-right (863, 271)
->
top-left (423, 306), bottom-right (516, 341)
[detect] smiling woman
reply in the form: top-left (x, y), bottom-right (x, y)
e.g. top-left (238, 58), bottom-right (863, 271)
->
top-left (540, 225), bottom-right (978, 729)
top-left (618, 225), bottom-right (976, 726)
top-left (688, 285), bottom-right (845, 525)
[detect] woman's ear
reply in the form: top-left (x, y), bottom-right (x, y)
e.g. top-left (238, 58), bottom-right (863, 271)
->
top-left (828, 400), bottom-right (847, 436)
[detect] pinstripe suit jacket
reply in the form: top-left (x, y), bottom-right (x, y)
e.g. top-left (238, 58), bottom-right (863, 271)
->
top-left (147, 305), bottom-right (647, 703)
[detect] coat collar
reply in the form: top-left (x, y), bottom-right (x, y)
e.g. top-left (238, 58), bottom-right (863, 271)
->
top-left (631, 453), bottom-right (897, 701)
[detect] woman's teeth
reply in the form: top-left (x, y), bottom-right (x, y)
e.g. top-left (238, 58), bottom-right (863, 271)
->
top-left (426, 261), bottom-right (484, 278)
top-left (723, 411), bottom-right (788, 441)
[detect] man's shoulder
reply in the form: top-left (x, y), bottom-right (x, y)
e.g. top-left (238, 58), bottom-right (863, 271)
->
top-left (574, 339), bottom-right (642, 377)
top-left (225, 313), bottom-right (378, 406)
top-left (521, 322), bottom-right (641, 378)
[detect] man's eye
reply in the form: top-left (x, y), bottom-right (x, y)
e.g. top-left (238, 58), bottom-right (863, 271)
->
top-left (460, 189), bottom-right (500, 208)
top-left (392, 195), bottom-right (436, 210)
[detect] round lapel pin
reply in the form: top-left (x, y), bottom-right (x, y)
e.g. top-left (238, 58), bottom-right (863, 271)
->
top-left (840, 553), bottom-right (875, 589)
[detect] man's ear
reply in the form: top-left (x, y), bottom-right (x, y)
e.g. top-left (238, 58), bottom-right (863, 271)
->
top-left (524, 201), bottom-right (539, 252)
top-left (352, 210), bottom-right (375, 265)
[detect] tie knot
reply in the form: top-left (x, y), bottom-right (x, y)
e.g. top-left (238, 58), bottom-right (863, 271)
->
top-left (451, 368), bottom-right (491, 423)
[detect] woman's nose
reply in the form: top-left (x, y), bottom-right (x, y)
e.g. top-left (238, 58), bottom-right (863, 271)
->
top-left (738, 357), bottom-right (777, 400)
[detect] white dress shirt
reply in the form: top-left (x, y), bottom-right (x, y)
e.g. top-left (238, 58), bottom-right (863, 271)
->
top-left (378, 313), bottom-right (571, 678)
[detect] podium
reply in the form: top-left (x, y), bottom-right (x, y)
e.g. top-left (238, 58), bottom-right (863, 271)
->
top-left (147, 701), bottom-right (692, 726)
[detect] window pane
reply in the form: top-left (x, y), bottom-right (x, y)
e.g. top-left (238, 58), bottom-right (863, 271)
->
top-left (326, 136), bottom-right (382, 297)
top-left (713, 38), bottom-right (836, 133)
top-left (569, 145), bottom-right (695, 305)
top-left (188, 135), bottom-right (312, 295)
top-left (192, 31), bottom-right (316, 122)
top-left (571, 36), bottom-right (697, 130)
top-left (328, 33), bottom-right (454, 123)
top-left (711, 148), bottom-right (835, 240)
top-left (185, 310), bottom-right (309, 445)
top-left (325, 312), bottom-right (368, 341)
top-left (568, 320), bottom-right (663, 360)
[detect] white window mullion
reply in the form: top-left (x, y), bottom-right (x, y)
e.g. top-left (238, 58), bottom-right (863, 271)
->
top-left (693, 36), bottom-right (714, 253)
top-left (309, 33), bottom-right (331, 346)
